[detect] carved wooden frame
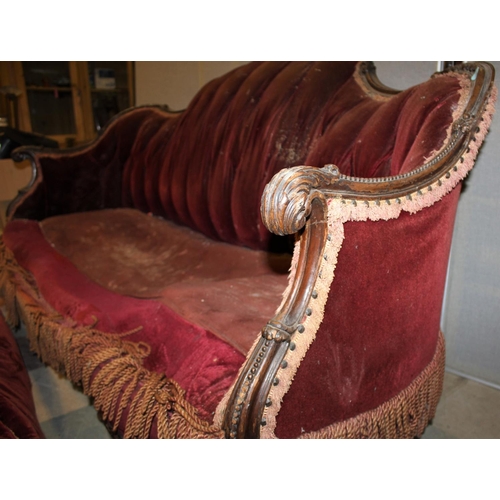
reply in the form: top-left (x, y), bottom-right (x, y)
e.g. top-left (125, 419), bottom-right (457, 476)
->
top-left (220, 62), bottom-right (495, 438)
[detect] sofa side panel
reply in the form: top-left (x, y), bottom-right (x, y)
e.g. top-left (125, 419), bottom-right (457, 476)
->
top-left (274, 185), bottom-right (461, 438)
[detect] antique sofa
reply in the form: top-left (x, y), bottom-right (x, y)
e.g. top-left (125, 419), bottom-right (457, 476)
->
top-left (0, 62), bottom-right (495, 438)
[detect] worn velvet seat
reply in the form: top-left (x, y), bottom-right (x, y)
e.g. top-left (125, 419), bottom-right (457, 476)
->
top-left (0, 62), bottom-right (495, 438)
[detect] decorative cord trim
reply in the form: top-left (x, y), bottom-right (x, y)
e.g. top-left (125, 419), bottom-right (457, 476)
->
top-left (0, 241), bottom-right (223, 439)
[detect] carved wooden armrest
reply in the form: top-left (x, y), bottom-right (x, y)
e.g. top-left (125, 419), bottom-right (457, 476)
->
top-left (222, 167), bottom-right (330, 438)
top-left (221, 62), bottom-right (495, 438)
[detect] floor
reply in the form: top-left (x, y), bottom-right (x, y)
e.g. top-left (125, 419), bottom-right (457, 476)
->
top-left (8, 321), bottom-right (500, 439)
top-left (12, 323), bottom-right (112, 439)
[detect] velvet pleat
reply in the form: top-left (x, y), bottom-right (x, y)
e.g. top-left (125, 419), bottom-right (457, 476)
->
top-left (13, 62), bottom-right (461, 252)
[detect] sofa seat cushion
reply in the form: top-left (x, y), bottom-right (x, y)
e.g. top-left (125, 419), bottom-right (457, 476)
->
top-left (2, 210), bottom-right (291, 427)
top-left (39, 208), bottom-right (291, 353)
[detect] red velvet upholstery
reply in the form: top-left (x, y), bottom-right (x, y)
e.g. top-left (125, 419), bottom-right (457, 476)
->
top-left (3, 221), bottom-right (245, 423)
top-left (275, 186), bottom-right (461, 438)
top-left (0, 311), bottom-right (44, 438)
top-left (14, 62), bottom-right (461, 252)
top-left (2, 62), bottom-right (485, 438)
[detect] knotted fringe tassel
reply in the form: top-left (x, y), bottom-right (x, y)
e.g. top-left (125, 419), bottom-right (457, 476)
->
top-left (0, 240), bottom-right (223, 439)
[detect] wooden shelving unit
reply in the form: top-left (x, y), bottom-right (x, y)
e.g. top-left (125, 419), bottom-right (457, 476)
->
top-left (0, 61), bottom-right (135, 148)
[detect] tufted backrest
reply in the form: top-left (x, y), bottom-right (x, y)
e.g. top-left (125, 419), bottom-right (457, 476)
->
top-left (120, 62), bottom-right (464, 250)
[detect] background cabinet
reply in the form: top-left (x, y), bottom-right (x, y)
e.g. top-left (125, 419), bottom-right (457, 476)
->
top-left (0, 61), bottom-right (135, 147)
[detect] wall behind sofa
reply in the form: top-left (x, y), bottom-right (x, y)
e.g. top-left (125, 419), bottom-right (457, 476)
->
top-left (134, 61), bottom-right (500, 389)
top-left (374, 62), bottom-right (500, 390)
top-left (135, 61), bottom-right (248, 110)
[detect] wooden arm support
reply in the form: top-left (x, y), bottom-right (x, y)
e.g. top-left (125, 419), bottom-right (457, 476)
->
top-left (223, 184), bottom-right (329, 438)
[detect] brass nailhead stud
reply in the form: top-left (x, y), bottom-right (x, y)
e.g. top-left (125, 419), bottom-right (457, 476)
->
top-left (281, 360), bottom-right (288, 369)
top-left (406, 194), bottom-right (412, 201)
top-left (273, 378), bottom-right (279, 386)
top-left (446, 172), bottom-right (451, 179)
top-left (453, 166), bottom-right (458, 171)
top-left (297, 325), bottom-right (305, 333)
top-left (306, 308), bottom-right (312, 316)
top-left (261, 419), bottom-right (267, 426)
top-left (396, 198), bottom-right (401, 204)
top-left (352, 200), bottom-right (357, 206)
top-left (289, 342), bottom-right (296, 351)
top-left (312, 290), bottom-right (318, 299)
top-left (265, 398), bottom-right (272, 407)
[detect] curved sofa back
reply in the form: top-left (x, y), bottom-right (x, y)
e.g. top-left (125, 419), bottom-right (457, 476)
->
top-left (15, 62), bottom-right (464, 251)
top-left (121, 62), bottom-right (462, 250)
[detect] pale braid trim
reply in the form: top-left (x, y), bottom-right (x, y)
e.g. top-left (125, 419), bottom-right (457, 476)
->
top-left (258, 82), bottom-right (496, 438)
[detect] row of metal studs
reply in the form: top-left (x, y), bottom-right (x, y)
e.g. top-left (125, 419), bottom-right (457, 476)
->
top-left (258, 107), bottom-right (492, 431)
top-left (261, 233), bottom-right (332, 428)
top-left (229, 338), bottom-right (272, 437)
top-left (334, 140), bottom-right (477, 209)
top-left (335, 120), bottom-right (483, 185)
top-left (258, 111), bottom-right (490, 430)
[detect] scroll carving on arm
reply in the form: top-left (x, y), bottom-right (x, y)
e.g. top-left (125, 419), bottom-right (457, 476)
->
top-left (219, 164), bottom-right (340, 438)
